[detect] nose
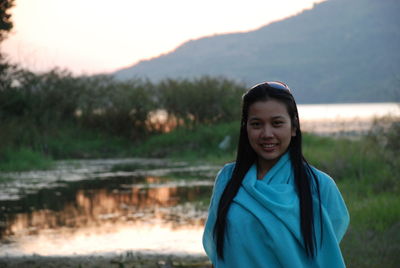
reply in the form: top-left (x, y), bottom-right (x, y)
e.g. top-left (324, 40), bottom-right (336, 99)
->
top-left (261, 125), bottom-right (274, 138)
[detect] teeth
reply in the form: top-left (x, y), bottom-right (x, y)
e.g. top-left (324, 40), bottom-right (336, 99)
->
top-left (262, 144), bottom-right (275, 148)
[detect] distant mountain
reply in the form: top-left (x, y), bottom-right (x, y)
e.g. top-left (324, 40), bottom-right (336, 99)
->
top-left (114, 0), bottom-right (400, 103)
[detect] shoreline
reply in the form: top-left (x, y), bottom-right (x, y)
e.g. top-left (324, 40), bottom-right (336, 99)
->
top-left (0, 252), bottom-right (211, 268)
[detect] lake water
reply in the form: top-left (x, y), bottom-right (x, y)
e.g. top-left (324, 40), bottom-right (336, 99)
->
top-left (297, 102), bottom-right (399, 135)
top-left (0, 159), bottom-right (219, 257)
top-left (0, 102), bottom-right (399, 258)
top-left (298, 102), bottom-right (399, 120)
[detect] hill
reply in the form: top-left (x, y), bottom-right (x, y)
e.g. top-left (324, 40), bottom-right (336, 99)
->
top-left (114, 0), bottom-right (400, 103)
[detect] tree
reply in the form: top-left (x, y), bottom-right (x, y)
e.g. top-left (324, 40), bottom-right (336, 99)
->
top-left (0, 0), bottom-right (15, 88)
top-left (0, 0), bottom-right (14, 42)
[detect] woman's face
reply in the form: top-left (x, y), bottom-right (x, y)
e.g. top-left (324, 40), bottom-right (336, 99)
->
top-left (246, 99), bottom-right (296, 172)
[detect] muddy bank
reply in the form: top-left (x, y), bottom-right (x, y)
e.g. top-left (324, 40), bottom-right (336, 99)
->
top-left (0, 252), bottom-right (211, 268)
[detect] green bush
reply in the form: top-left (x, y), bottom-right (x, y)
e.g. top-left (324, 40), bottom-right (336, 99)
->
top-left (0, 147), bottom-right (53, 171)
top-left (43, 124), bottom-right (134, 159)
top-left (1, 66), bottom-right (248, 165)
top-left (158, 77), bottom-right (244, 127)
top-left (78, 76), bottom-right (156, 139)
top-left (132, 121), bottom-right (240, 163)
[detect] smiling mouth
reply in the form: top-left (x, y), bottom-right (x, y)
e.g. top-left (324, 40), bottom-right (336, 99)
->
top-left (261, 143), bottom-right (278, 149)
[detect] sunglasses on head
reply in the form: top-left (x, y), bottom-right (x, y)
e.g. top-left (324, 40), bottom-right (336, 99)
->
top-left (265, 81), bottom-right (291, 92)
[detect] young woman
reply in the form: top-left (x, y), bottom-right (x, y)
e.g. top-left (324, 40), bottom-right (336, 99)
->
top-left (202, 81), bottom-right (349, 267)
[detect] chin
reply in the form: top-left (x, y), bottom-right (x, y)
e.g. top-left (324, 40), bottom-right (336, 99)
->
top-left (258, 151), bottom-right (283, 162)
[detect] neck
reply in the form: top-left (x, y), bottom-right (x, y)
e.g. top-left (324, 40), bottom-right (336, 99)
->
top-left (256, 161), bottom-right (272, 180)
top-left (256, 155), bottom-right (284, 179)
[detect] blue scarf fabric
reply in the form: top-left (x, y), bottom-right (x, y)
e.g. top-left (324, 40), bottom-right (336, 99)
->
top-left (203, 153), bottom-right (349, 267)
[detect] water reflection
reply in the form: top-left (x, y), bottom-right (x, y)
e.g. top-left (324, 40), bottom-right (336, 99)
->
top-left (0, 171), bottom-right (214, 256)
top-left (2, 222), bottom-right (206, 256)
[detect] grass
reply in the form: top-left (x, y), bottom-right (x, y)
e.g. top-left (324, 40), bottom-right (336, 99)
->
top-left (0, 148), bottom-right (54, 172)
top-left (41, 124), bottom-right (135, 159)
top-left (131, 121), bottom-right (240, 164)
top-left (301, 132), bottom-right (400, 267)
top-left (0, 123), bottom-right (135, 172)
top-left (347, 193), bottom-right (400, 232)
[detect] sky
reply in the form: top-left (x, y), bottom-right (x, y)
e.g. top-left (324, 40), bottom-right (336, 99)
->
top-left (2, 0), bottom-right (325, 75)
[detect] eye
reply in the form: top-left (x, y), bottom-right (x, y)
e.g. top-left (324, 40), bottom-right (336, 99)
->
top-left (273, 121), bottom-right (284, 127)
top-left (249, 121), bottom-right (261, 128)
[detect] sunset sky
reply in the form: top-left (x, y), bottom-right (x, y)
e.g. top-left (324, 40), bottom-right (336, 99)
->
top-left (2, 0), bottom-right (325, 75)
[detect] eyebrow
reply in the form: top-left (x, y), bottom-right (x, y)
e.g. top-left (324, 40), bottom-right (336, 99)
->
top-left (248, 115), bottom-right (287, 120)
top-left (272, 116), bottom-right (287, 120)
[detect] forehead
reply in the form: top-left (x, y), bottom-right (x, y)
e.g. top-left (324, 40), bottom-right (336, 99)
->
top-left (247, 100), bottom-right (290, 119)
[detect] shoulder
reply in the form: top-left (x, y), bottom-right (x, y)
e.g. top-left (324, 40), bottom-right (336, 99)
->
top-left (309, 166), bottom-right (347, 209)
top-left (309, 166), bottom-right (350, 241)
top-left (215, 162), bottom-right (235, 185)
top-left (219, 162), bottom-right (236, 176)
top-left (309, 166), bottom-right (339, 193)
top-left (211, 162), bottom-right (236, 196)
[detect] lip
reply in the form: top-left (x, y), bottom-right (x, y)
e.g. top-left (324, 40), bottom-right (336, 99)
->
top-left (260, 143), bottom-right (278, 152)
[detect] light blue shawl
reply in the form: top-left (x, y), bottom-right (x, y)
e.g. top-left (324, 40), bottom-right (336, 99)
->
top-left (202, 152), bottom-right (349, 267)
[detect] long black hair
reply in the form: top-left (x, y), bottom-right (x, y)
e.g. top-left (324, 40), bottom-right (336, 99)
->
top-left (213, 81), bottom-right (322, 259)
